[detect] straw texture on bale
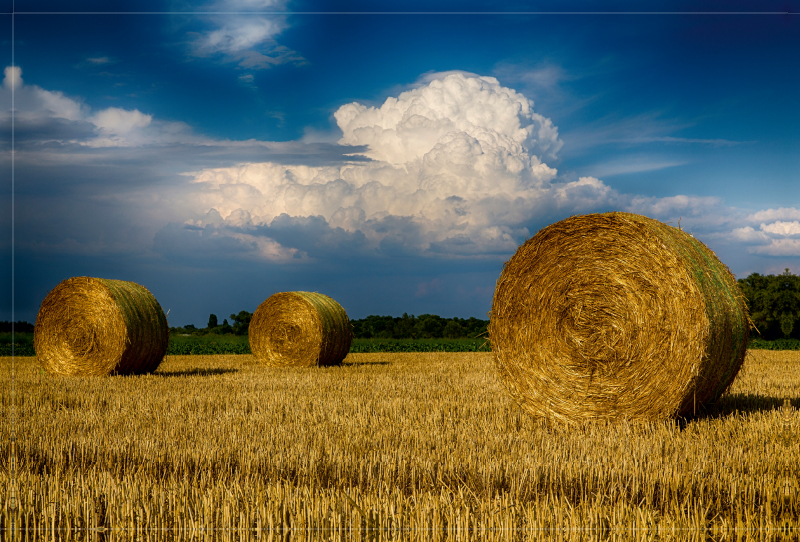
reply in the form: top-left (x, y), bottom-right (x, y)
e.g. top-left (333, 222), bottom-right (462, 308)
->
top-left (249, 291), bottom-right (353, 367)
top-left (490, 212), bottom-right (750, 423)
top-left (34, 277), bottom-right (169, 376)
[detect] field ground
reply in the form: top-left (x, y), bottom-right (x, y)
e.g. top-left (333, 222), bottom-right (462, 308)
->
top-left (1, 351), bottom-right (799, 540)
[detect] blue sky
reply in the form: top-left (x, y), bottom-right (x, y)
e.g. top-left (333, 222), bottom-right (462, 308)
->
top-left (2, 1), bottom-right (799, 327)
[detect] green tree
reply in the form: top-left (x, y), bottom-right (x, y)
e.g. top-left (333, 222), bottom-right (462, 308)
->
top-left (394, 313), bottom-right (416, 338)
top-left (463, 316), bottom-right (489, 338)
top-left (0, 321), bottom-right (34, 333)
top-left (208, 314), bottom-right (218, 329)
top-left (443, 320), bottom-right (463, 339)
top-left (230, 311), bottom-right (253, 336)
top-left (738, 269), bottom-right (800, 339)
top-left (352, 315), bottom-right (395, 338)
top-left (348, 313), bottom-right (490, 339)
top-left (414, 314), bottom-right (445, 338)
top-left (780, 312), bottom-right (794, 338)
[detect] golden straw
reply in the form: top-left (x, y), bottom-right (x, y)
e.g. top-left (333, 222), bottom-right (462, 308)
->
top-left (249, 291), bottom-right (353, 367)
top-left (490, 212), bottom-right (750, 423)
top-left (34, 277), bottom-right (169, 376)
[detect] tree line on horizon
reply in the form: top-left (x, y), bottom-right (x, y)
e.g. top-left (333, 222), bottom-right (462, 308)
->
top-left (170, 312), bottom-right (489, 340)
top-left (0, 321), bottom-right (35, 334)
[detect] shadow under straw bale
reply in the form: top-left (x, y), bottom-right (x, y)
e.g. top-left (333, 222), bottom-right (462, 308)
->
top-left (702, 394), bottom-right (795, 417)
top-left (155, 368), bottom-right (239, 377)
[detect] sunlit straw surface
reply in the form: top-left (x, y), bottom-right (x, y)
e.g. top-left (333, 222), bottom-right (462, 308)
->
top-left (249, 292), bottom-right (352, 367)
top-left (33, 277), bottom-right (169, 376)
top-left (491, 212), bottom-right (750, 423)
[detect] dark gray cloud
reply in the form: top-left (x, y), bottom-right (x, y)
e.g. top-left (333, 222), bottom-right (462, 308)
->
top-left (5, 137), bottom-right (371, 169)
top-left (2, 117), bottom-right (98, 144)
top-left (152, 222), bottom-right (263, 266)
top-left (255, 214), bottom-right (370, 257)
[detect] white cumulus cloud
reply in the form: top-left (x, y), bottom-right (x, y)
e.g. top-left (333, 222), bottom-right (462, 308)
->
top-left (746, 207), bottom-right (800, 222)
top-left (730, 226), bottom-right (768, 243)
top-left (90, 107), bottom-right (152, 134)
top-left (760, 220), bottom-right (800, 237)
top-left (180, 72), bottom-right (596, 259)
top-left (3, 66), bottom-right (21, 90)
top-left (1, 65), bottom-right (200, 148)
top-left (749, 239), bottom-right (800, 256)
top-left (3, 65), bottom-right (86, 122)
top-left (335, 72), bottom-right (562, 164)
top-left (720, 211), bottom-right (800, 257)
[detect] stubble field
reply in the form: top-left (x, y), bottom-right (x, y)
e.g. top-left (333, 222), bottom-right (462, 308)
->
top-left (1, 350), bottom-right (799, 540)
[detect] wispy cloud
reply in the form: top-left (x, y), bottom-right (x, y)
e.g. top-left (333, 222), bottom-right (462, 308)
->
top-left (563, 111), bottom-right (755, 154)
top-left (624, 136), bottom-right (754, 146)
top-left (184, 0), bottom-right (304, 70)
top-left (587, 158), bottom-right (687, 177)
top-left (561, 112), bottom-right (695, 152)
top-left (192, 17), bottom-right (285, 55)
top-left (238, 73), bottom-right (256, 88)
top-left (76, 56), bottom-right (119, 70)
top-left (86, 56), bottom-right (113, 65)
top-left (493, 61), bottom-right (577, 93)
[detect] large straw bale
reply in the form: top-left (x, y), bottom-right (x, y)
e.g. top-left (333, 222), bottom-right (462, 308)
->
top-left (490, 212), bottom-right (750, 423)
top-left (34, 277), bottom-right (169, 376)
top-left (249, 291), bottom-right (352, 367)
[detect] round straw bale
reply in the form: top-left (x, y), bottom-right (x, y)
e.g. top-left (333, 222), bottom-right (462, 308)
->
top-left (34, 277), bottom-right (169, 376)
top-left (249, 291), bottom-right (352, 367)
top-left (490, 212), bottom-right (750, 423)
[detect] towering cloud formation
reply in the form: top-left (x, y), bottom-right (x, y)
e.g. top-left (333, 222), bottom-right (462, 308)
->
top-left (185, 72), bottom-right (610, 258)
top-left (335, 73), bottom-right (562, 164)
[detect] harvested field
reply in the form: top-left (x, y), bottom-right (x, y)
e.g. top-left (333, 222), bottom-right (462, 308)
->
top-left (1, 350), bottom-right (799, 540)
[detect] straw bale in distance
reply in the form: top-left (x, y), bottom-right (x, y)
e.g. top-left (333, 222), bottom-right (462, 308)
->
top-left (34, 277), bottom-right (169, 376)
top-left (249, 291), bottom-right (353, 367)
top-left (490, 212), bottom-right (750, 423)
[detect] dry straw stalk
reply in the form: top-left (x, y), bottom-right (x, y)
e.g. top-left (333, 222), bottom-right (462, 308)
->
top-left (490, 212), bottom-right (750, 423)
top-left (249, 291), bottom-right (353, 367)
top-left (34, 277), bottom-right (169, 376)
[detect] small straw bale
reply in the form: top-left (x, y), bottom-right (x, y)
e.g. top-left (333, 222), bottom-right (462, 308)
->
top-left (249, 291), bottom-right (353, 367)
top-left (490, 212), bottom-right (750, 423)
top-left (34, 277), bottom-right (169, 376)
